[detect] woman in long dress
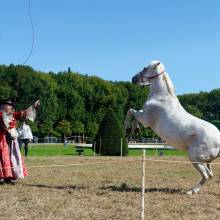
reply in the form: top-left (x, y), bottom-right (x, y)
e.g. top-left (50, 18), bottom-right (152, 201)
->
top-left (0, 99), bottom-right (40, 184)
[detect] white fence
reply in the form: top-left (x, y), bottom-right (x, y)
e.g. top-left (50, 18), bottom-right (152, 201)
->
top-left (32, 136), bottom-right (174, 150)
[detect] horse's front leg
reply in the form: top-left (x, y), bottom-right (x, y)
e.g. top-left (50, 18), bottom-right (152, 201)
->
top-left (125, 108), bottom-right (148, 132)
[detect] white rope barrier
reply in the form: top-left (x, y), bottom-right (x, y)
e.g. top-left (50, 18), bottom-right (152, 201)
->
top-left (28, 159), bottom-right (139, 168)
top-left (0, 159), bottom-right (140, 170)
top-left (1, 157), bottom-right (219, 171)
top-left (1, 157), bottom-right (219, 172)
top-left (144, 158), bottom-right (220, 165)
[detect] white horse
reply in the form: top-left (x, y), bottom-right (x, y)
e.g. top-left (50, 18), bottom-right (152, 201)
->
top-left (125, 60), bottom-right (220, 194)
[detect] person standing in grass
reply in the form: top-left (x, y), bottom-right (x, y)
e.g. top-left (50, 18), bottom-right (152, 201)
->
top-left (18, 121), bottom-right (33, 157)
top-left (0, 99), bottom-right (40, 184)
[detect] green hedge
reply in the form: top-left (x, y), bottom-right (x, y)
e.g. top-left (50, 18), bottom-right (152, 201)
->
top-left (94, 108), bottom-right (128, 156)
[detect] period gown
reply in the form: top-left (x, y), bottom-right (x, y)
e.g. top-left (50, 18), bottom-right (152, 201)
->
top-left (0, 105), bottom-right (37, 180)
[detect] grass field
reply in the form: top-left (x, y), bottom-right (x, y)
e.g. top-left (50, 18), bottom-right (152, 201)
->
top-left (0, 155), bottom-right (219, 220)
top-left (21, 144), bottom-right (187, 157)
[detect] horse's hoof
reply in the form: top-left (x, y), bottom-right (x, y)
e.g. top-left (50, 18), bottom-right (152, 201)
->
top-left (186, 188), bottom-right (200, 195)
top-left (186, 190), bottom-right (193, 195)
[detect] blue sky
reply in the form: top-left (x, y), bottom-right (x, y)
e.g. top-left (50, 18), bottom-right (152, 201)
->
top-left (0, 0), bottom-right (220, 94)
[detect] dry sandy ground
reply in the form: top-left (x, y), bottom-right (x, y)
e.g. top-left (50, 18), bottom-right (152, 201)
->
top-left (0, 156), bottom-right (219, 220)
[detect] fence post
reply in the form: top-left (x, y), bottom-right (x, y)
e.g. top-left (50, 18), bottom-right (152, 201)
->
top-left (94, 141), bottom-right (96, 156)
top-left (120, 138), bottom-right (123, 157)
top-left (141, 149), bottom-right (146, 220)
top-left (99, 137), bottom-right (102, 156)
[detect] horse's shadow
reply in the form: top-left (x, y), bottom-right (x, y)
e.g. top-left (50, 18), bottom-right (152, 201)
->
top-left (25, 184), bottom-right (86, 190)
top-left (25, 183), bottom-right (183, 194)
top-left (100, 183), bottom-right (183, 194)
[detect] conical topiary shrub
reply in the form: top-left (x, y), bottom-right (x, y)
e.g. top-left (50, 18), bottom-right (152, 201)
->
top-left (93, 108), bottom-right (128, 156)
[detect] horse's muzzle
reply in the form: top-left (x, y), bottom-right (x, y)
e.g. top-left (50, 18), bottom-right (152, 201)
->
top-left (132, 74), bottom-right (139, 84)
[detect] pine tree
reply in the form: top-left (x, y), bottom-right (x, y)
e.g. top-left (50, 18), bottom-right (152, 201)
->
top-left (94, 108), bottom-right (128, 156)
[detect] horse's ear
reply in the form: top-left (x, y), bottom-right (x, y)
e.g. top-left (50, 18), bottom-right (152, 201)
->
top-left (163, 72), bottom-right (176, 97)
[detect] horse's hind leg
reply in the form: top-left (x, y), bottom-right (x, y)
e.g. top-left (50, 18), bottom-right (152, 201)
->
top-left (206, 163), bottom-right (213, 179)
top-left (186, 162), bottom-right (212, 194)
top-left (187, 144), bottom-right (214, 194)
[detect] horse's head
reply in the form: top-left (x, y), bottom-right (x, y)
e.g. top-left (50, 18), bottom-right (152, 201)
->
top-left (132, 60), bottom-right (176, 97)
top-left (132, 60), bottom-right (165, 85)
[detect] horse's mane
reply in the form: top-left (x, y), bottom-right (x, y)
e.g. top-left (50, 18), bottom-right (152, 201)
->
top-left (163, 72), bottom-right (176, 97)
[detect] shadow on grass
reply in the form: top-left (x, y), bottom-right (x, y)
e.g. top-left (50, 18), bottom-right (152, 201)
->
top-left (101, 183), bottom-right (184, 194)
top-left (25, 182), bottom-right (183, 194)
top-left (25, 184), bottom-right (86, 190)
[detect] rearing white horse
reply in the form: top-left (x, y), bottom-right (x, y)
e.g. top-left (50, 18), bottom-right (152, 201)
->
top-left (125, 60), bottom-right (220, 194)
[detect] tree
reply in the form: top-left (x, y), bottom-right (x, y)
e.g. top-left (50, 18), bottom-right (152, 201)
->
top-left (94, 108), bottom-right (128, 156)
top-left (56, 119), bottom-right (72, 137)
top-left (26, 120), bottom-right (38, 134)
top-left (207, 89), bottom-right (220, 120)
top-left (185, 105), bottom-right (203, 119)
top-left (86, 121), bottom-right (99, 138)
top-left (72, 121), bottom-right (84, 135)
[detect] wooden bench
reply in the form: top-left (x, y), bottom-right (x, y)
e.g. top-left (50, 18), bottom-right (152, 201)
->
top-left (75, 147), bottom-right (84, 155)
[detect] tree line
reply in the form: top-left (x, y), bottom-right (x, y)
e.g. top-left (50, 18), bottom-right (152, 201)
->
top-left (0, 64), bottom-right (220, 138)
